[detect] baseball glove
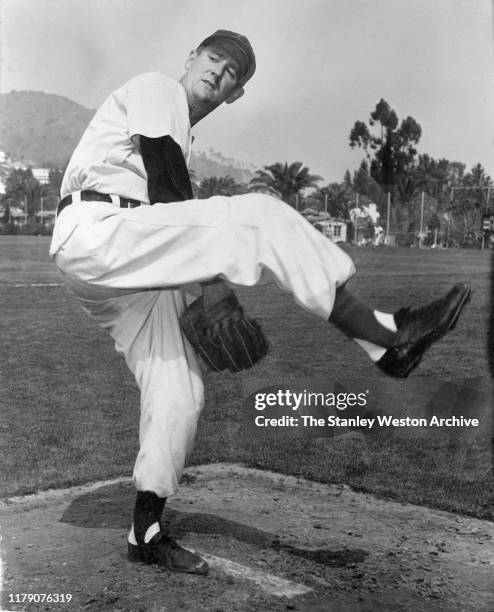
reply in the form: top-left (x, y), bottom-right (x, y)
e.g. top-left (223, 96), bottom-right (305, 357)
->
top-left (180, 293), bottom-right (269, 373)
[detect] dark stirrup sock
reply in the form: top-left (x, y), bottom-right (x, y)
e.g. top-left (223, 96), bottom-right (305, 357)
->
top-left (133, 491), bottom-right (167, 544)
top-left (329, 286), bottom-right (397, 348)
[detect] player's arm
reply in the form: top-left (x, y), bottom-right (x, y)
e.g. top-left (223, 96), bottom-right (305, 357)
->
top-left (139, 134), bottom-right (231, 306)
top-left (139, 134), bottom-right (194, 204)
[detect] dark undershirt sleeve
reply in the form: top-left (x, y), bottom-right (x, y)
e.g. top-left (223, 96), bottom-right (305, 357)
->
top-left (139, 134), bottom-right (193, 204)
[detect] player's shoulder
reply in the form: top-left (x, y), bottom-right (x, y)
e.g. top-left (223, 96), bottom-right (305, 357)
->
top-left (118, 72), bottom-right (182, 95)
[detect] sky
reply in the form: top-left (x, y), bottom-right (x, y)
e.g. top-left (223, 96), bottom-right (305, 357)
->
top-left (1, 0), bottom-right (493, 183)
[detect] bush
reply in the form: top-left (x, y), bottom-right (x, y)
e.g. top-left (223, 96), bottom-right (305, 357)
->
top-left (0, 221), bottom-right (54, 236)
top-left (460, 232), bottom-right (482, 249)
top-left (394, 233), bottom-right (416, 248)
top-left (1, 221), bottom-right (19, 235)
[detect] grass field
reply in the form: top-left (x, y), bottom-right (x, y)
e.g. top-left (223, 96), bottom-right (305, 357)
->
top-left (0, 236), bottom-right (492, 520)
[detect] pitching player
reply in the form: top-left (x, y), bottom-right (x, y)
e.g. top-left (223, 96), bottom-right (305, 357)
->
top-left (50, 30), bottom-right (470, 574)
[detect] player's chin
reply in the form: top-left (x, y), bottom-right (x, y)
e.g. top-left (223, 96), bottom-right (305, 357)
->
top-left (193, 85), bottom-right (218, 104)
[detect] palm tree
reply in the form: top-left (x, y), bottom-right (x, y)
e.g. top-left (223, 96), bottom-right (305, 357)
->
top-left (249, 161), bottom-right (322, 206)
top-left (197, 175), bottom-right (241, 198)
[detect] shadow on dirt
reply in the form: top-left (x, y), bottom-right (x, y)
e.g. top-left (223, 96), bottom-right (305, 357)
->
top-left (60, 481), bottom-right (368, 568)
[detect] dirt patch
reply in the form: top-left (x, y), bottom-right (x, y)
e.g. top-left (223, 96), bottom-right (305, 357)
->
top-left (1, 464), bottom-right (493, 611)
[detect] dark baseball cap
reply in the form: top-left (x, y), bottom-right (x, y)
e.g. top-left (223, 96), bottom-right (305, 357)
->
top-left (199, 29), bottom-right (256, 86)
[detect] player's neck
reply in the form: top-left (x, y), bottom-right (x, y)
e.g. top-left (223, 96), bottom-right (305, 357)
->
top-left (188, 102), bottom-right (210, 127)
top-left (179, 75), bottom-right (214, 126)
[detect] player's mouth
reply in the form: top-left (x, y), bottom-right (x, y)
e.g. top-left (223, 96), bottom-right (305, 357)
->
top-left (201, 79), bottom-right (218, 91)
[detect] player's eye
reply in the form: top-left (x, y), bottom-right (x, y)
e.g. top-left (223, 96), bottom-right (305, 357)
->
top-left (208, 54), bottom-right (219, 61)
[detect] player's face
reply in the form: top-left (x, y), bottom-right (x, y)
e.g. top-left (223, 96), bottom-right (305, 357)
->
top-left (183, 45), bottom-right (244, 110)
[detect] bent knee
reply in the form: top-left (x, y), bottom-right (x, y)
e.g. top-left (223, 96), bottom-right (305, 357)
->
top-left (228, 193), bottom-right (295, 226)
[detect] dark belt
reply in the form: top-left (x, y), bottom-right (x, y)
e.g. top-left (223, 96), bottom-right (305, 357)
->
top-left (57, 190), bottom-right (142, 216)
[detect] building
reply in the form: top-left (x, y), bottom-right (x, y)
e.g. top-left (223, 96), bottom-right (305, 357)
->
top-left (313, 218), bottom-right (347, 243)
top-left (300, 209), bottom-right (348, 243)
top-left (35, 209), bottom-right (57, 225)
top-left (2, 206), bottom-right (26, 224)
top-left (32, 168), bottom-right (51, 184)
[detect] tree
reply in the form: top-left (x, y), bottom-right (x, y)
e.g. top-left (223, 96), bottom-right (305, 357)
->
top-left (408, 155), bottom-right (465, 205)
top-left (1, 201), bottom-right (11, 224)
top-left (48, 168), bottom-right (64, 194)
top-left (4, 168), bottom-right (40, 219)
top-left (407, 158), bottom-right (491, 236)
top-left (249, 161), bottom-right (322, 207)
top-left (450, 164), bottom-right (492, 233)
top-left (312, 182), bottom-right (354, 219)
top-left (349, 99), bottom-right (422, 197)
top-left (197, 175), bottom-right (242, 198)
top-left (343, 169), bottom-right (353, 190)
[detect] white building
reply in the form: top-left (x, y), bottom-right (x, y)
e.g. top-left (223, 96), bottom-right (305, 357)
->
top-left (300, 209), bottom-right (348, 243)
top-left (5, 206), bottom-right (26, 224)
top-left (32, 168), bottom-right (51, 184)
top-left (35, 209), bottom-right (57, 224)
top-left (313, 219), bottom-right (347, 243)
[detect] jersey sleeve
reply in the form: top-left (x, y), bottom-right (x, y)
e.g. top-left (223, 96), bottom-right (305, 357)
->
top-left (121, 74), bottom-right (192, 204)
top-left (126, 78), bottom-right (182, 142)
top-left (140, 135), bottom-right (193, 203)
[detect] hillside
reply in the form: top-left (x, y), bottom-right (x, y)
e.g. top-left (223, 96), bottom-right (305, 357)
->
top-left (0, 91), bottom-right (256, 183)
top-left (191, 148), bottom-right (256, 184)
top-left (0, 91), bottom-right (95, 167)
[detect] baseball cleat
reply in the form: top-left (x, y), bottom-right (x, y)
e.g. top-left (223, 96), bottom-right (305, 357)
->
top-left (128, 532), bottom-right (209, 575)
top-left (376, 282), bottom-right (471, 378)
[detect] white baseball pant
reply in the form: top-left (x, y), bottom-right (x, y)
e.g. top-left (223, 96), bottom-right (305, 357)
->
top-left (52, 193), bottom-right (355, 497)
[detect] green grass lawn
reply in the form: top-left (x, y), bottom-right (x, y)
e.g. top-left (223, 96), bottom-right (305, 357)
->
top-left (0, 236), bottom-right (492, 521)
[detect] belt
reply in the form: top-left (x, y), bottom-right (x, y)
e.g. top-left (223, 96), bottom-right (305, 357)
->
top-left (57, 190), bottom-right (142, 216)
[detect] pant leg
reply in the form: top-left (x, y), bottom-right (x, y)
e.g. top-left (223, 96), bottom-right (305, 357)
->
top-left (53, 193), bottom-right (355, 319)
top-left (130, 290), bottom-right (204, 497)
top-left (52, 193), bottom-right (355, 497)
top-left (67, 287), bottom-right (204, 498)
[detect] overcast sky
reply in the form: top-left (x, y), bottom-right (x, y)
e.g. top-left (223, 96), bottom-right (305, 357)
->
top-left (1, 0), bottom-right (493, 182)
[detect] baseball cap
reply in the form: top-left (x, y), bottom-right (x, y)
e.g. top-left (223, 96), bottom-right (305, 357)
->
top-left (199, 29), bottom-right (256, 86)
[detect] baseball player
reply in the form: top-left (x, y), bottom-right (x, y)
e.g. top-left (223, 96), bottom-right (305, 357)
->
top-left (50, 30), bottom-right (470, 575)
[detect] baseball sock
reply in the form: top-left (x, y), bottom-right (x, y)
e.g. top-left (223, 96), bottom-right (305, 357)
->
top-left (329, 287), bottom-right (398, 361)
top-left (131, 491), bottom-right (167, 544)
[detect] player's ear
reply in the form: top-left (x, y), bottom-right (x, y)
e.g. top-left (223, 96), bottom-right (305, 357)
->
top-left (225, 87), bottom-right (244, 105)
top-left (184, 50), bottom-right (198, 70)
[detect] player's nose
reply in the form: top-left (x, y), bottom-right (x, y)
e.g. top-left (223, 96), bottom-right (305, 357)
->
top-left (209, 60), bottom-right (227, 80)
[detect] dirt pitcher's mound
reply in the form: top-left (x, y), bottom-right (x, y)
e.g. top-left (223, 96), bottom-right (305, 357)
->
top-left (1, 464), bottom-right (493, 611)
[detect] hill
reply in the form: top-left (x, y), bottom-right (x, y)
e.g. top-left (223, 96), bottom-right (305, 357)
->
top-left (190, 147), bottom-right (256, 184)
top-left (0, 91), bottom-right (95, 167)
top-left (0, 91), bottom-right (256, 183)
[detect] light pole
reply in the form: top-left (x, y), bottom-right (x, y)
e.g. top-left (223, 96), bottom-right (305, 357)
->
top-left (386, 192), bottom-right (391, 243)
top-left (419, 191), bottom-right (425, 248)
top-left (354, 192), bottom-right (359, 246)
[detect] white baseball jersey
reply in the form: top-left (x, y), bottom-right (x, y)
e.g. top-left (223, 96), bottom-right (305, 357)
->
top-left (62, 73), bottom-right (192, 201)
top-left (52, 73), bottom-right (192, 258)
top-left (51, 73), bottom-right (356, 498)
